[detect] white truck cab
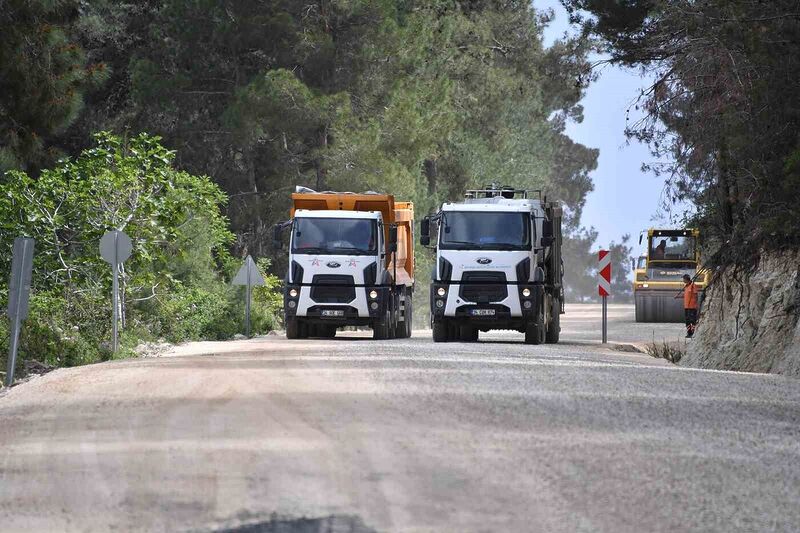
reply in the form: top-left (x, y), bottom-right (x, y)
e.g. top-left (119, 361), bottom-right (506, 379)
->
top-left (421, 186), bottom-right (563, 344)
top-left (274, 189), bottom-right (415, 340)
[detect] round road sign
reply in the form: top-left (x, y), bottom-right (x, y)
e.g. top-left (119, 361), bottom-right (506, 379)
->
top-left (100, 230), bottom-right (133, 264)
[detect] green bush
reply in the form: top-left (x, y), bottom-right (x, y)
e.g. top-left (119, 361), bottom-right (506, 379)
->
top-left (0, 133), bottom-right (283, 380)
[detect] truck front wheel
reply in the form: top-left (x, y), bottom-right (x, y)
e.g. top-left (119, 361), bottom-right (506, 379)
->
top-left (525, 313), bottom-right (545, 345)
top-left (432, 319), bottom-right (448, 342)
top-left (286, 318), bottom-right (304, 339)
top-left (373, 309), bottom-right (391, 340)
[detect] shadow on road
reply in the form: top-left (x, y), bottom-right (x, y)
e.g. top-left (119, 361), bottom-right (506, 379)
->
top-left (208, 514), bottom-right (377, 533)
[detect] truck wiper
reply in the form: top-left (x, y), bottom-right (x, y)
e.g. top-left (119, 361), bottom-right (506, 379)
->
top-left (330, 247), bottom-right (372, 254)
top-left (443, 240), bottom-right (479, 247)
top-left (489, 243), bottom-right (526, 250)
top-left (294, 246), bottom-right (330, 254)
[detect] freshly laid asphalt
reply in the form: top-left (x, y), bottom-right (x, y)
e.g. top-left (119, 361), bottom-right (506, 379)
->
top-left (1, 304), bottom-right (798, 532)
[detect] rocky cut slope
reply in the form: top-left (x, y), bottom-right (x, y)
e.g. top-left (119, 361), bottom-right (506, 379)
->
top-left (682, 251), bottom-right (800, 376)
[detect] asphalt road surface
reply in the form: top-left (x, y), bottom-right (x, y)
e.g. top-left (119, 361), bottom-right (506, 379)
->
top-left (1, 304), bottom-right (799, 532)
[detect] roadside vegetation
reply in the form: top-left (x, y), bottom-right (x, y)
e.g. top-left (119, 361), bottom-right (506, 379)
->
top-left (0, 133), bottom-right (282, 375)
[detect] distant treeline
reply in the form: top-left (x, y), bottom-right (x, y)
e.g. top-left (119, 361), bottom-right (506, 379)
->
top-left (0, 1), bottom-right (634, 300)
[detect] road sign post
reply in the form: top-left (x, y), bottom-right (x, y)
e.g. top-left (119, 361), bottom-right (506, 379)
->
top-left (598, 250), bottom-right (612, 344)
top-left (100, 231), bottom-right (133, 352)
top-left (232, 255), bottom-right (265, 338)
top-left (5, 238), bottom-right (35, 387)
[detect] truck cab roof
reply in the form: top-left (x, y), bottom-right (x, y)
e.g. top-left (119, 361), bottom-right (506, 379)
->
top-left (441, 197), bottom-right (543, 214)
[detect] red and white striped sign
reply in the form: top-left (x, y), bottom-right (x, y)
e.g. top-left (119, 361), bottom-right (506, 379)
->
top-left (598, 250), bottom-right (611, 297)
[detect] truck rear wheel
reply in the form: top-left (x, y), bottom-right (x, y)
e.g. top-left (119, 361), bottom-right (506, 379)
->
top-left (432, 319), bottom-right (448, 342)
top-left (397, 296), bottom-right (412, 339)
top-left (390, 295), bottom-right (399, 339)
top-left (405, 298), bottom-right (413, 338)
top-left (545, 298), bottom-right (561, 344)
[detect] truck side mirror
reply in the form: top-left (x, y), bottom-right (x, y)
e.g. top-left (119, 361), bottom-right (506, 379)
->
top-left (631, 258), bottom-right (636, 271)
top-left (638, 234), bottom-right (643, 245)
top-left (541, 219), bottom-right (554, 247)
top-left (388, 225), bottom-right (398, 253)
top-left (420, 217), bottom-right (430, 246)
top-left (272, 224), bottom-right (283, 249)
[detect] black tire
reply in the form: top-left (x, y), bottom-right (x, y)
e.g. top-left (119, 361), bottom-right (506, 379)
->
top-left (322, 325), bottom-right (337, 338)
top-left (373, 309), bottom-right (391, 340)
top-left (432, 320), bottom-right (448, 342)
top-left (459, 325), bottom-right (478, 342)
top-left (545, 298), bottom-right (561, 344)
top-left (286, 317), bottom-right (300, 339)
top-left (404, 297), bottom-right (413, 338)
top-left (389, 295), bottom-right (398, 339)
top-left (525, 312), bottom-right (545, 345)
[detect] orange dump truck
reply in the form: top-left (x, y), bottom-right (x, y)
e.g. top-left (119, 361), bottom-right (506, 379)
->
top-left (273, 188), bottom-right (415, 339)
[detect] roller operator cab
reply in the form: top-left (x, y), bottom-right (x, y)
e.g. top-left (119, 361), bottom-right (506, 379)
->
top-left (274, 188), bottom-right (415, 340)
top-left (421, 187), bottom-right (564, 344)
top-left (633, 228), bottom-right (709, 322)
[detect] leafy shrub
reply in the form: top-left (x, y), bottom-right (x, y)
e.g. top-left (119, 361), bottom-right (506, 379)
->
top-left (0, 133), bottom-right (282, 380)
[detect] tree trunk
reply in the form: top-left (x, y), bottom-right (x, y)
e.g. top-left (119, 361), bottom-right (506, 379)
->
top-left (424, 158), bottom-right (437, 195)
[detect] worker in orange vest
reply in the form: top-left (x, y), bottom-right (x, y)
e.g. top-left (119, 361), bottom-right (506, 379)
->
top-left (675, 274), bottom-right (700, 338)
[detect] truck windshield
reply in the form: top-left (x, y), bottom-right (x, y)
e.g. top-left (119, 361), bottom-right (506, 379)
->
top-left (440, 211), bottom-right (530, 250)
top-left (292, 218), bottom-right (377, 255)
top-left (649, 236), bottom-right (696, 262)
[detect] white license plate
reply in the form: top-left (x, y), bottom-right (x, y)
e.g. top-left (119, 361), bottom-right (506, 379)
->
top-left (470, 309), bottom-right (496, 316)
top-left (321, 310), bottom-right (345, 317)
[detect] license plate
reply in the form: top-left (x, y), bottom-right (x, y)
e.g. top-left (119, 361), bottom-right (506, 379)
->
top-left (321, 310), bottom-right (345, 317)
top-left (470, 309), bottom-right (496, 316)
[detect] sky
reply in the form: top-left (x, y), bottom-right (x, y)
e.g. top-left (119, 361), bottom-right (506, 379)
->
top-left (535, 0), bottom-right (676, 258)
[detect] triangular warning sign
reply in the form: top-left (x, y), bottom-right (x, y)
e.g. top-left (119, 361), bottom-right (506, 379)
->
top-left (232, 255), bottom-right (266, 286)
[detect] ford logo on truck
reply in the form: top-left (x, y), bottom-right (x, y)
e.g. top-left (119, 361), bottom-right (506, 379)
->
top-left (476, 257), bottom-right (492, 265)
top-left (326, 261), bottom-right (341, 268)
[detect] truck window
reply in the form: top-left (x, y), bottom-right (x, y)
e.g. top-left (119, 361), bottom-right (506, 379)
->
top-left (440, 212), bottom-right (530, 250)
top-left (292, 218), bottom-right (377, 255)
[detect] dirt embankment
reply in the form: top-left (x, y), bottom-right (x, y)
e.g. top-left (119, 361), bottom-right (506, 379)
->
top-left (682, 250), bottom-right (800, 376)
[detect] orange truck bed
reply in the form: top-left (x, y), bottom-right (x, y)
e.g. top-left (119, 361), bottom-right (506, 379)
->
top-left (291, 191), bottom-right (415, 286)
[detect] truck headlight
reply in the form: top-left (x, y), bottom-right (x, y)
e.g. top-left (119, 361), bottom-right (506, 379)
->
top-left (522, 288), bottom-right (531, 297)
top-left (435, 300), bottom-right (444, 308)
top-left (369, 290), bottom-right (378, 299)
top-left (288, 300), bottom-right (297, 308)
top-left (437, 287), bottom-right (446, 297)
top-left (523, 300), bottom-right (532, 309)
top-left (289, 289), bottom-right (298, 298)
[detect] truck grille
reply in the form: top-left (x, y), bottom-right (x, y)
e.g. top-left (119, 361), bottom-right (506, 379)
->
top-left (459, 272), bottom-right (508, 303)
top-left (310, 275), bottom-right (355, 303)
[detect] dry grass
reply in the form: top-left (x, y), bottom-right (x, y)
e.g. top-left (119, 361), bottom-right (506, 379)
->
top-left (645, 338), bottom-right (686, 364)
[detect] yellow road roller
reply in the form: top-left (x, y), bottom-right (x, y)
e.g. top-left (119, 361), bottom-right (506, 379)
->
top-left (633, 229), bottom-right (708, 322)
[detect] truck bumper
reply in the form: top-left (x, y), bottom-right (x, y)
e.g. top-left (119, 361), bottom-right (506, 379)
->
top-left (430, 282), bottom-right (543, 328)
top-left (285, 284), bottom-right (391, 324)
